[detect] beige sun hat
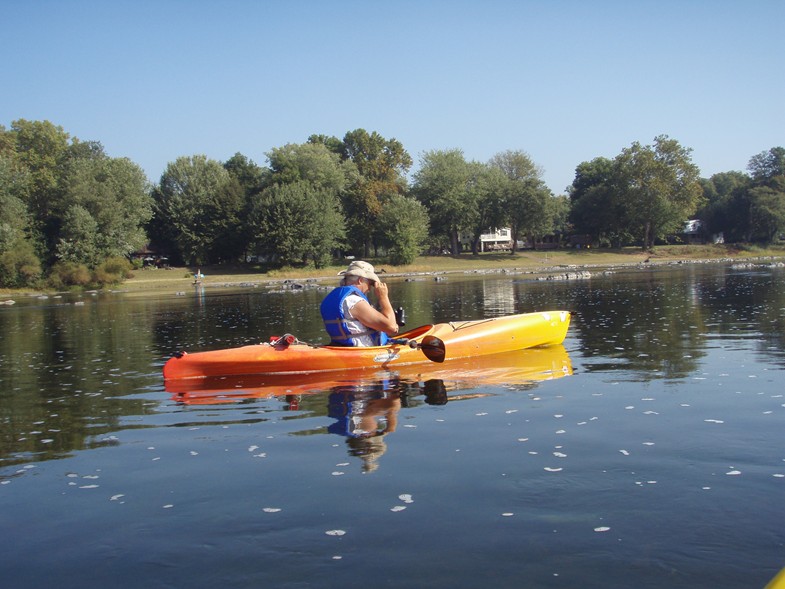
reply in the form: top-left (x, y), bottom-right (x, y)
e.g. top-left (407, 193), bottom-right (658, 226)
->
top-left (339, 260), bottom-right (381, 283)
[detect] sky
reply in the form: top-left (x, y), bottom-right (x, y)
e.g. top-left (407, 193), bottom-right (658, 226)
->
top-left (2, 0), bottom-right (783, 194)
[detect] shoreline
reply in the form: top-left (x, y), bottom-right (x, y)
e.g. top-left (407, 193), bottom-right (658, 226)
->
top-left (2, 245), bottom-right (784, 300)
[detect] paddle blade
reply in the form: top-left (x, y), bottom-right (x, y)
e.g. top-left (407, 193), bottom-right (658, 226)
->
top-left (420, 336), bottom-right (446, 363)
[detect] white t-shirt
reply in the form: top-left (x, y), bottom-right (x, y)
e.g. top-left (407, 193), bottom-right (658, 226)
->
top-left (342, 293), bottom-right (376, 347)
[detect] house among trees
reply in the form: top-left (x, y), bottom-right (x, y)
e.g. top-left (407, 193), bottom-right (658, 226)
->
top-left (130, 244), bottom-right (169, 268)
top-left (460, 228), bottom-right (514, 252)
top-left (680, 220), bottom-right (724, 245)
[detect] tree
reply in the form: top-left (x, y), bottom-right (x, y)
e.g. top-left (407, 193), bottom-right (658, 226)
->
top-left (377, 194), bottom-right (430, 265)
top-left (568, 157), bottom-right (629, 246)
top-left (744, 147), bottom-right (785, 242)
top-left (546, 194), bottom-right (571, 242)
top-left (60, 156), bottom-right (153, 263)
top-left (748, 179), bottom-right (785, 243)
top-left (307, 134), bottom-right (344, 157)
top-left (0, 154), bottom-right (42, 287)
top-left (0, 154), bottom-right (31, 254)
top-left (224, 152), bottom-right (267, 260)
top-left (748, 147), bottom-right (785, 184)
top-left (153, 155), bottom-right (243, 265)
top-left (463, 163), bottom-right (507, 255)
top-left (411, 149), bottom-right (475, 255)
top-left (696, 171), bottom-right (751, 241)
top-left (248, 181), bottom-right (345, 268)
top-left (266, 142), bottom-right (352, 194)
top-left (1, 121), bottom-right (153, 277)
top-left (490, 150), bottom-right (550, 253)
top-left (224, 152), bottom-right (266, 195)
top-left (338, 129), bottom-right (412, 256)
top-left (613, 135), bottom-right (702, 250)
top-left (3, 120), bottom-right (72, 263)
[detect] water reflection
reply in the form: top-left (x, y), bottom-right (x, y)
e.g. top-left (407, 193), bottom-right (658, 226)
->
top-left (328, 383), bottom-right (403, 473)
top-left (2, 263), bottom-right (783, 472)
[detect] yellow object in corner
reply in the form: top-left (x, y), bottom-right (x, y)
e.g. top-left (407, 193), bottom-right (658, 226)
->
top-left (766, 567), bottom-right (785, 589)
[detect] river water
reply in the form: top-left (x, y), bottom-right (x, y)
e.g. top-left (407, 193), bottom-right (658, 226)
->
top-left (1, 261), bottom-right (784, 588)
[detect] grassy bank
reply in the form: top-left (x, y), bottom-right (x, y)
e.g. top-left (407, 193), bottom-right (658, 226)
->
top-left (2, 244), bottom-right (783, 299)
top-left (119, 244), bottom-right (784, 294)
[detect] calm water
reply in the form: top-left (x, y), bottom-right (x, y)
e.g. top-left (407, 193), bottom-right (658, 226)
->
top-left (1, 262), bottom-right (784, 588)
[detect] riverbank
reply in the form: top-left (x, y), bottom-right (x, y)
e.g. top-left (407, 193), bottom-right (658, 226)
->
top-left (2, 244), bottom-right (783, 300)
top-left (115, 244), bottom-right (785, 294)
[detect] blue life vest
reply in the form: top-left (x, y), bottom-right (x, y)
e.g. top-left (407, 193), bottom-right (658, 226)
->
top-left (320, 286), bottom-right (389, 346)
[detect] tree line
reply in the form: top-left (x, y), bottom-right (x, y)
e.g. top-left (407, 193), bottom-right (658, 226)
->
top-left (1, 119), bottom-right (783, 289)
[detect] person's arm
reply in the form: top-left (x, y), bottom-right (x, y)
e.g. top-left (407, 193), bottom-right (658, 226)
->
top-left (350, 282), bottom-right (399, 335)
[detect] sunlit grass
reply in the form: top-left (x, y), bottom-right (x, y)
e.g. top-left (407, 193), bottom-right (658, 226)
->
top-left (116, 244), bottom-right (784, 294)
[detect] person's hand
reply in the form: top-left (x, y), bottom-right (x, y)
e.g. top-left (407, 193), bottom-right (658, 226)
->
top-left (374, 281), bottom-right (389, 300)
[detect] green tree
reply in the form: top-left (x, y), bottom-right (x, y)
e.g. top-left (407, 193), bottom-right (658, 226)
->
top-left (490, 150), bottom-right (551, 253)
top-left (697, 171), bottom-right (750, 241)
top-left (745, 147), bottom-right (785, 242)
top-left (377, 194), bottom-right (430, 265)
top-left (338, 129), bottom-right (412, 256)
top-left (748, 179), bottom-right (785, 243)
top-left (153, 155), bottom-right (243, 265)
top-left (0, 155), bottom-right (31, 253)
top-left (248, 181), bottom-right (345, 268)
top-left (463, 163), bottom-right (507, 255)
top-left (546, 194), bottom-right (571, 242)
top-left (307, 134), bottom-right (345, 157)
top-left (60, 156), bottom-right (153, 262)
top-left (3, 120), bottom-right (72, 262)
top-left (0, 153), bottom-right (41, 286)
top-left (748, 147), bottom-right (785, 183)
top-left (224, 152), bottom-right (266, 193)
top-left (568, 157), bottom-right (629, 245)
top-left (411, 149), bottom-right (475, 255)
top-left (55, 204), bottom-right (100, 266)
top-left (224, 153), bottom-right (267, 260)
top-left (266, 142), bottom-right (352, 194)
top-left (613, 135), bottom-right (702, 250)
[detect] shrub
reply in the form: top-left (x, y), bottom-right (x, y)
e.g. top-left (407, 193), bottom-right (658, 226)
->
top-left (48, 262), bottom-right (92, 289)
top-left (0, 242), bottom-right (43, 288)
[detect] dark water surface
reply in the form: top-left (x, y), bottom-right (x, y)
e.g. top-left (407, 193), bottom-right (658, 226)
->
top-left (1, 262), bottom-right (784, 588)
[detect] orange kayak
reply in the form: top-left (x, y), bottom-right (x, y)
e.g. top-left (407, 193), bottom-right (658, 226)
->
top-left (166, 344), bottom-right (573, 405)
top-left (162, 310), bottom-right (571, 381)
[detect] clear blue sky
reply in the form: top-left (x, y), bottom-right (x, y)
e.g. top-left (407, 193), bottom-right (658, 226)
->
top-left (2, 0), bottom-right (783, 194)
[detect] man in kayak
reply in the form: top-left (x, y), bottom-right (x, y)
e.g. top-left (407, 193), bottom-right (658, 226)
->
top-left (320, 260), bottom-right (399, 346)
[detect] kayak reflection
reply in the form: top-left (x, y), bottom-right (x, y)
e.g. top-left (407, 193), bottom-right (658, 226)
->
top-left (166, 344), bottom-right (573, 405)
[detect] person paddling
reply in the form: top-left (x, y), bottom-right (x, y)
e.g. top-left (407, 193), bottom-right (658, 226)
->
top-left (320, 261), bottom-right (399, 346)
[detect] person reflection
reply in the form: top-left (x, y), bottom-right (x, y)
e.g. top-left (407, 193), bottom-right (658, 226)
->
top-left (328, 382), bottom-right (402, 473)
